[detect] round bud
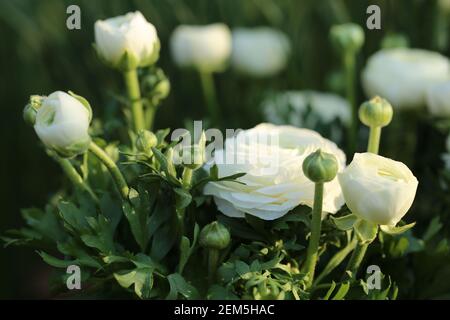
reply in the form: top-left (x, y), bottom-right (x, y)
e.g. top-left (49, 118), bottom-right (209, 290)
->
top-left (302, 149), bottom-right (338, 183)
top-left (253, 280), bottom-right (285, 300)
top-left (142, 68), bottom-right (171, 104)
top-left (359, 96), bottom-right (393, 128)
top-left (330, 23), bottom-right (365, 54)
top-left (199, 221), bottom-right (231, 250)
top-left (381, 33), bottom-right (409, 49)
top-left (136, 130), bottom-right (158, 155)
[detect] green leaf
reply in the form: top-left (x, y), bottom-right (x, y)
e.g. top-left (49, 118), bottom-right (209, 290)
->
top-left (354, 220), bottom-right (378, 244)
top-left (166, 273), bottom-right (199, 300)
top-left (423, 217), bottom-right (443, 242)
top-left (38, 251), bottom-right (77, 268)
top-left (174, 188), bottom-right (192, 211)
top-left (380, 222), bottom-right (416, 235)
top-left (331, 214), bottom-right (358, 231)
top-left (332, 282), bottom-right (350, 300)
top-left (57, 201), bottom-right (92, 233)
top-left (322, 281), bottom-right (337, 300)
top-left (207, 285), bottom-right (239, 300)
top-left (122, 201), bottom-right (148, 252)
top-left (114, 267), bottom-right (154, 299)
top-left (178, 224), bottom-right (199, 274)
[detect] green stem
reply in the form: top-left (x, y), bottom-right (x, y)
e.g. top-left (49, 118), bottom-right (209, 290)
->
top-left (314, 237), bottom-right (357, 286)
top-left (144, 101), bottom-right (157, 131)
top-left (182, 167), bottom-right (193, 189)
top-left (123, 68), bottom-right (145, 133)
top-left (368, 126), bottom-right (381, 154)
top-left (49, 152), bottom-right (99, 203)
top-left (208, 248), bottom-right (219, 284)
top-left (301, 182), bottom-right (324, 288)
top-left (199, 71), bottom-right (219, 125)
top-left (344, 242), bottom-right (368, 280)
top-left (344, 52), bottom-right (357, 155)
top-left (88, 141), bottom-right (129, 199)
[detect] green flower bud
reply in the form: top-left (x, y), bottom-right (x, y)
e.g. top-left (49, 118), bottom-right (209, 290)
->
top-left (359, 96), bottom-right (393, 128)
top-left (136, 130), bottom-right (158, 155)
top-left (330, 23), bottom-right (365, 54)
top-left (381, 33), bottom-right (409, 49)
top-left (253, 280), bottom-right (285, 300)
top-left (142, 68), bottom-right (171, 104)
top-left (23, 95), bottom-right (44, 126)
top-left (199, 221), bottom-right (230, 250)
top-left (302, 149), bottom-right (338, 183)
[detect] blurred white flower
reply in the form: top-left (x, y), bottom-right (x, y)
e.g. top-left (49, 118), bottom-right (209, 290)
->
top-left (262, 91), bottom-right (350, 143)
top-left (231, 27), bottom-right (291, 78)
top-left (362, 48), bottom-right (450, 110)
top-left (170, 23), bottom-right (231, 72)
top-left (426, 81), bottom-right (450, 117)
top-left (94, 11), bottom-right (159, 69)
top-left (34, 91), bottom-right (92, 157)
top-left (338, 153), bottom-right (418, 226)
top-left (204, 123), bottom-right (346, 220)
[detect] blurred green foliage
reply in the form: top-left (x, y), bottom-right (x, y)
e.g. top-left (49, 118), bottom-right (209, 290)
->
top-left (0, 0), bottom-right (448, 298)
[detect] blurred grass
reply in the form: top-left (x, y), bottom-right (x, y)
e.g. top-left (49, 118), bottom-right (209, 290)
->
top-left (0, 0), bottom-right (446, 298)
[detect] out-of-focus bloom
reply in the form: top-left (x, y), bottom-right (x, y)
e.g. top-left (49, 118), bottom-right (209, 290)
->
top-left (330, 23), bottom-right (365, 54)
top-left (362, 48), bottom-right (450, 110)
top-left (204, 124), bottom-right (346, 220)
top-left (94, 11), bottom-right (160, 70)
top-left (338, 153), bottom-right (418, 226)
top-left (170, 23), bottom-right (231, 73)
top-left (33, 91), bottom-right (92, 158)
top-left (262, 90), bottom-right (350, 143)
top-left (231, 27), bottom-right (291, 78)
top-left (426, 81), bottom-right (450, 117)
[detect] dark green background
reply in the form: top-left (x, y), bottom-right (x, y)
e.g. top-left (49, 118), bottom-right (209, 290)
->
top-left (0, 0), bottom-right (445, 298)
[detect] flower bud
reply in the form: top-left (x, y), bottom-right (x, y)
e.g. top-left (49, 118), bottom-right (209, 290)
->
top-left (33, 91), bottom-right (92, 158)
top-left (359, 96), bottom-right (393, 128)
top-left (253, 280), bottom-right (285, 300)
top-left (330, 23), bottom-right (365, 54)
top-left (142, 68), bottom-right (171, 104)
top-left (136, 130), bottom-right (157, 156)
top-left (381, 33), bottom-right (409, 49)
top-left (94, 11), bottom-right (160, 71)
top-left (302, 149), bottom-right (338, 183)
top-left (199, 221), bottom-right (231, 250)
top-left (23, 95), bottom-right (45, 126)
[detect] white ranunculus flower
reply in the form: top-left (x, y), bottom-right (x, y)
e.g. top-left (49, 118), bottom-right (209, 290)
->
top-left (204, 123), bottom-right (346, 220)
top-left (362, 48), bottom-right (450, 110)
top-left (170, 23), bottom-right (231, 72)
top-left (426, 81), bottom-right (450, 117)
top-left (231, 27), bottom-right (291, 78)
top-left (263, 90), bottom-right (351, 127)
top-left (94, 11), bottom-right (159, 69)
top-left (34, 91), bottom-right (92, 157)
top-left (338, 153), bottom-right (418, 226)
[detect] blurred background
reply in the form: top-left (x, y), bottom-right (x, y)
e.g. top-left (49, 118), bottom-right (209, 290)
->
top-left (0, 0), bottom-right (448, 298)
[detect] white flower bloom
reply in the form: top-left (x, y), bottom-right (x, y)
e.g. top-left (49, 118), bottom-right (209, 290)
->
top-left (34, 91), bottom-right (91, 157)
top-left (94, 11), bottom-right (159, 69)
top-left (426, 81), bottom-right (450, 117)
top-left (170, 23), bottom-right (231, 72)
top-left (338, 153), bottom-right (418, 226)
top-left (362, 48), bottom-right (450, 110)
top-left (204, 123), bottom-right (346, 220)
top-left (231, 27), bottom-right (291, 78)
top-left (263, 90), bottom-right (351, 127)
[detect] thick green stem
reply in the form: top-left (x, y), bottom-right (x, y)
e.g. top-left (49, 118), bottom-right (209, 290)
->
top-left (182, 167), bottom-right (193, 190)
top-left (314, 237), bottom-right (357, 286)
top-left (301, 182), bottom-right (324, 288)
top-left (208, 248), bottom-right (220, 284)
top-left (368, 126), bottom-right (381, 154)
top-left (123, 68), bottom-right (145, 133)
top-left (199, 71), bottom-right (219, 125)
top-left (344, 242), bottom-right (368, 280)
top-left (50, 152), bottom-right (99, 203)
top-left (88, 141), bottom-right (129, 199)
top-left (344, 53), bottom-right (357, 155)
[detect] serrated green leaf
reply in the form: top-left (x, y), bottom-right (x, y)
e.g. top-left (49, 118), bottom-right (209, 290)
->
top-left (166, 273), bottom-right (199, 300)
